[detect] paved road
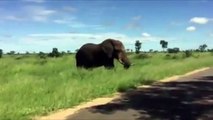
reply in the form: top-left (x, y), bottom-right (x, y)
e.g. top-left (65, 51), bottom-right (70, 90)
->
top-left (67, 68), bottom-right (213, 120)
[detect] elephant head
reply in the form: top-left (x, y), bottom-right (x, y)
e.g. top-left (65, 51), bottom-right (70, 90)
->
top-left (101, 39), bottom-right (131, 69)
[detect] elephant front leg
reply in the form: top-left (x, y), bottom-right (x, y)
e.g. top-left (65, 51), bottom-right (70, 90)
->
top-left (104, 59), bottom-right (114, 69)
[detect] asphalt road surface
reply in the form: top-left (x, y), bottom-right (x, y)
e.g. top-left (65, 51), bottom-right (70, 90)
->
top-left (67, 68), bottom-right (213, 120)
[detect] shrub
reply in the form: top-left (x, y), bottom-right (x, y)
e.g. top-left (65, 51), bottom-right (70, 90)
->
top-left (38, 52), bottom-right (46, 59)
top-left (134, 53), bottom-right (152, 59)
top-left (15, 56), bottom-right (25, 60)
top-left (165, 54), bottom-right (180, 60)
top-left (192, 54), bottom-right (200, 58)
top-left (167, 47), bottom-right (180, 53)
top-left (183, 50), bottom-right (193, 58)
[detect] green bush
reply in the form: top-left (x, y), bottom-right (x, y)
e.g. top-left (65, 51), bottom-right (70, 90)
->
top-left (183, 50), bottom-right (193, 58)
top-left (165, 54), bottom-right (180, 59)
top-left (134, 53), bottom-right (152, 59)
top-left (38, 52), bottom-right (46, 59)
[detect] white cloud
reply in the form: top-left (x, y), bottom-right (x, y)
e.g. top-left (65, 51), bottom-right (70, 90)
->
top-left (1, 32), bottom-right (176, 53)
top-left (37, 9), bottom-right (55, 16)
top-left (4, 15), bottom-right (24, 21)
top-left (62, 6), bottom-right (77, 13)
top-left (186, 26), bottom-right (196, 31)
top-left (67, 21), bottom-right (104, 29)
top-left (26, 6), bottom-right (56, 22)
top-left (170, 21), bottom-right (183, 26)
top-left (21, 32), bottom-right (175, 52)
top-left (52, 17), bottom-right (105, 30)
top-left (125, 15), bottom-right (142, 30)
top-left (23, 0), bottom-right (45, 3)
top-left (125, 22), bottom-right (141, 30)
top-left (1, 6), bottom-right (56, 22)
top-left (53, 19), bottom-right (69, 24)
top-left (142, 33), bottom-right (151, 37)
top-left (132, 15), bottom-right (142, 21)
top-left (190, 17), bottom-right (209, 24)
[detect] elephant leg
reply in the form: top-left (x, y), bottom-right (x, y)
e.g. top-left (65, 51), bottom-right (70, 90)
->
top-left (104, 59), bottom-right (114, 69)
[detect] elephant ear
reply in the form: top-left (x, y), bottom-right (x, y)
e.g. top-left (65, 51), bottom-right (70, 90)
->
top-left (101, 40), bottom-right (114, 58)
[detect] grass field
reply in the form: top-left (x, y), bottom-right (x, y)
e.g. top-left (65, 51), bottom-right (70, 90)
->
top-left (0, 52), bottom-right (213, 120)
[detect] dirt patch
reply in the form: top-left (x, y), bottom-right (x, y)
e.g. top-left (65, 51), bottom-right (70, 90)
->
top-left (35, 67), bottom-right (210, 120)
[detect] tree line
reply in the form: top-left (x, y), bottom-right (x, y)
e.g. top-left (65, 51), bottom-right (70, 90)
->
top-left (0, 48), bottom-right (73, 59)
top-left (0, 40), bottom-right (212, 59)
top-left (134, 40), bottom-right (211, 54)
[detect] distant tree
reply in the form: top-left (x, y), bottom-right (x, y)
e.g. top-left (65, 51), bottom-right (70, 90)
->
top-left (135, 40), bottom-right (142, 54)
top-left (160, 40), bottom-right (168, 52)
top-left (61, 51), bottom-right (66, 55)
top-left (167, 47), bottom-right (180, 53)
top-left (199, 44), bottom-right (207, 52)
top-left (67, 50), bottom-right (71, 54)
top-left (7, 51), bottom-right (15, 55)
top-left (0, 49), bottom-right (3, 58)
top-left (207, 49), bottom-right (213, 52)
top-left (184, 50), bottom-right (193, 58)
top-left (38, 52), bottom-right (46, 59)
top-left (149, 49), bottom-right (153, 53)
top-left (48, 48), bottom-right (60, 57)
top-left (126, 49), bottom-right (130, 53)
top-left (25, 51), bottom-right (30, 55)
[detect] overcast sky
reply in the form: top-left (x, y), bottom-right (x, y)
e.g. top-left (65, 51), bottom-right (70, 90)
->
top-left (0, 0), bottom-right (212, 53)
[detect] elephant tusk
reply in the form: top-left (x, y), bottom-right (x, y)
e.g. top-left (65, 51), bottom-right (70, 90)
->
top-left (118, 59), bottom-right (124, 65)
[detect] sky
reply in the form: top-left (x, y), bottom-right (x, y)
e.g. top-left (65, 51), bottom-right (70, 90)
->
top-left (0, 0), bottom-right (213, 53)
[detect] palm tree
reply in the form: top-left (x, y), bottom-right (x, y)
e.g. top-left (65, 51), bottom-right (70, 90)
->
top-left (160, 40), bottom-right (168, 52)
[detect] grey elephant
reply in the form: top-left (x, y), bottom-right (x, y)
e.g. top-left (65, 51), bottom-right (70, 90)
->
top-left (75, 38), bottom-right (131, 69)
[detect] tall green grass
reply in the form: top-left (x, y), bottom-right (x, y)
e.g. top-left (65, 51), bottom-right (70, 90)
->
top-left (0, 53), bottom-right (213, 120)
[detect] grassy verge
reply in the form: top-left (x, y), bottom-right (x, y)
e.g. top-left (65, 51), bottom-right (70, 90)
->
top-left (0, 52), bottom-right (213, 120)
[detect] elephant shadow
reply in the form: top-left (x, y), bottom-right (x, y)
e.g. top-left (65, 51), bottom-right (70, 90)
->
top-left (69, 75), bottom-right (213, 120)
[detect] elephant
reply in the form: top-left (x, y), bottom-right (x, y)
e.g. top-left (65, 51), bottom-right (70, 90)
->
top-left (75, 38), bottom-right (131, 69)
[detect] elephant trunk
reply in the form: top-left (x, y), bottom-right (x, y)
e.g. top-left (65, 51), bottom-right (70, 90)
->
top-left (118, 53), bottom-right (131, 69)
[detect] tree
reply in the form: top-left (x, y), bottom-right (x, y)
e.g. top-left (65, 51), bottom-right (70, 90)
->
top-left (135, 40), bottom-right (142, 54)
top-left (199, 44), bottom-right (207, 52)
top-left (184, 50), bottom-right (193, 58)
top-left (7, 51), bottom-right (15, 55)
top-left (67, 50), bottom-right (71, 54)
top-left (38, 52), bottom-right (46, 59)
top-left (126, 49), bottom-right (130, 53)
top-left (25, 51), bottom-right (30, 55)
top-left (48, 48), bottom-right (60, 57)
top-left (160, 40), bottom-right (168, 52)
top-left (149, 49), bottom-right (153, 53)
top-left (0, 49), bottom-right (3, 58)
top-left (207, 49), bottom-right (213, 52)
